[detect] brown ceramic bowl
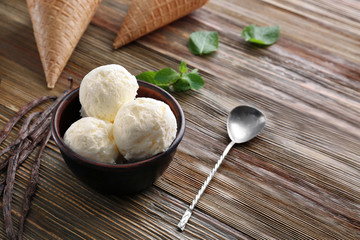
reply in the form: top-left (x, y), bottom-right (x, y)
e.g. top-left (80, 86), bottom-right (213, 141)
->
top-left (51, 80), bottom-right (185, 195)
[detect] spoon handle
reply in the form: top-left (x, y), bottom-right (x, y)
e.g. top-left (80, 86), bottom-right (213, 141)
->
top-left (177, 141), bottom-right (236, 231)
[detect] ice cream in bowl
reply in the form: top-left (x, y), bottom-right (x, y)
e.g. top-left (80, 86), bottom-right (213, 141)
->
top-left (51, 65), bottom-right (185, 194)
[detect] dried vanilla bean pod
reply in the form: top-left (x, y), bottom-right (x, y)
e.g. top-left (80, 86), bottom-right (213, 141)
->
top-left (0, 178), bottom-right (5, 196)
top-left (1, 78), bottom-right (73, 239)
top-left (0, 117), bottom-right (52, 172)
top-left (1, 80), bottom-right (71, 153)
top-left (0, 77), bottom-right (71, 146)
top-left (0, 96), bottom-right (56, 145)
top-left (17, 128), bottom-right (51, 239)
top-left (0, 127), bottom-right (51, 197)
top-left (0, 112), bottom-right (44, 186)
top-left (0, 117), bottom-right (52, 200)
top-left (2, 116), bottom-right (51, 238)
top-left (0, 112), bottom-right (41, 158)
top-left (17, 117), bottom-right (52, 167)
top-left (0, 157), bottom-right (12, 173)
top-left (3, 142), bottom-right (24, 240)
top-left (3, 85), bottom-right (70, 154)
top-left (13, 112), bottom-right (41, 142)
top-left (18, 88), bottom-right (70, 148)
top-left (1, 111), bottom-right (44, 239)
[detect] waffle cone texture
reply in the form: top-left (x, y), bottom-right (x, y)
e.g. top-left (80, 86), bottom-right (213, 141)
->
top-left (113, 0), bottom-right (209, 49)
top-left (27, 0), bottom-right (101, 88)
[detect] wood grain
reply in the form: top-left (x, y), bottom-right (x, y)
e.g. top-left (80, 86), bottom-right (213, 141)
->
top-left (1, 0), bottom-right (359, 239)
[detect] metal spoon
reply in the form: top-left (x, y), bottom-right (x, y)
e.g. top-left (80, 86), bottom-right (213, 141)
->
top-left (177, 105), bottom-right (266, 231)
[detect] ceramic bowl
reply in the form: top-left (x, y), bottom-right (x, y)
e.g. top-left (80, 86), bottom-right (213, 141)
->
top-left (51, 80), bottom-right (185, 195)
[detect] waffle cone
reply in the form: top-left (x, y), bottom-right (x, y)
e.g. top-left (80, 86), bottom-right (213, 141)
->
top-left (27, 0), bottom-right (101, 88)
top-left (113, 0), bottom-right (209, 49)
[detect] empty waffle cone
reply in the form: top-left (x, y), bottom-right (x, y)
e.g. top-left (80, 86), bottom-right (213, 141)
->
top-left (27, 0), bottom-right (101, 88)
top-left (113, 0), bottom-right (209, 49)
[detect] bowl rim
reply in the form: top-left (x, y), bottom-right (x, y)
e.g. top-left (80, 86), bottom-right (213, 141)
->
top-left (51, 80), bottom-right (185, 169)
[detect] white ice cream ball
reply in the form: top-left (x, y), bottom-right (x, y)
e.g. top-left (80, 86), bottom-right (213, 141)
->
top-left (64, 117), bottom-right (119, 164)
top-left (113, 97), bottom-right (177, 161)
top-left (79, 64), bottom-right (139, 122)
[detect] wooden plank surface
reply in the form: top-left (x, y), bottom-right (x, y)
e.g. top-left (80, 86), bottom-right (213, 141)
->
top-left (1, 0), bottom-right (360, 239)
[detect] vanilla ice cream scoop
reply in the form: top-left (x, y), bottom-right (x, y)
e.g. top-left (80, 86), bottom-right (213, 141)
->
top-left (113, 98), bottom-right (177, 161)
top-left (64, 117), bottom-right (119, 164)
top-left (79, 64), bottom-right (138, 122)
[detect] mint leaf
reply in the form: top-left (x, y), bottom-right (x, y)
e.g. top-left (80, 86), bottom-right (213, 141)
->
top-left (190, 69), bottom-right (199, 74)
top-left (179, 61), bottom-right (188, 74)
top-left (241, 25), bottom-right (279, 46)
top-left (182, 73), bottom-right (204, 90)
top-left (189, 31), bottom-right (219, 55)
top-left (154, 68), bottom-right (180, 84)
top-left (136, 61), bottom-right (204, 92)
top-left (136, 71), bottom-right (157, 84)
top-left (173, 78), bottom-right (191, 92)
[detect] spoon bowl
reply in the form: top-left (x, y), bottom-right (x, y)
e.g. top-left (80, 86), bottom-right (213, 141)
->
top-left (227, 106), bottom-right (266, 143)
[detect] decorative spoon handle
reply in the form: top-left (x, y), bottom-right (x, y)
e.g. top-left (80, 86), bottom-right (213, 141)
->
top-left (177, 141), bottom-right (236, 231)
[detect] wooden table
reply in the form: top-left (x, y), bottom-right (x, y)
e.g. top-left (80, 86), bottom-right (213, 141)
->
top-left (1, 0), bottom-right (359, 239)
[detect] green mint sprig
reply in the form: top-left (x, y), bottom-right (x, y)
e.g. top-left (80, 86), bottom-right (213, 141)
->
top-left (136, 61), bottom-right (204, 92)
top-left (189, 31), bottom-right (219, 55)
top-left (241, 25), bottom-right (279, 46)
